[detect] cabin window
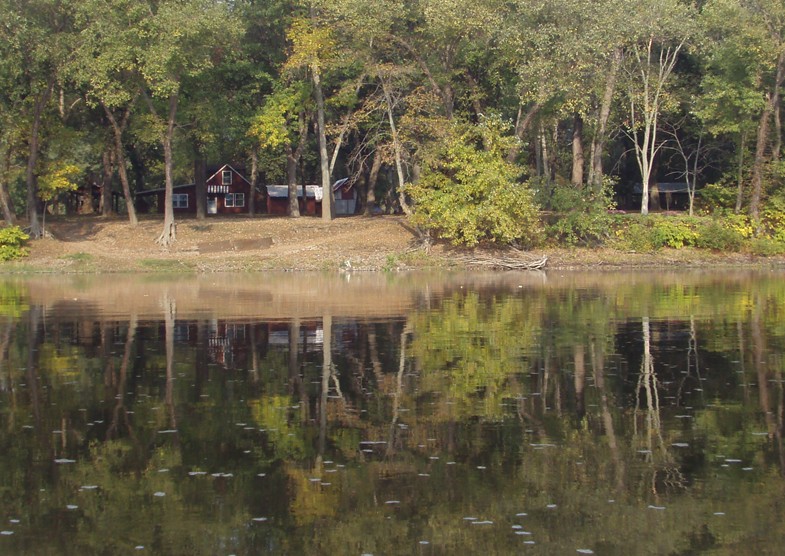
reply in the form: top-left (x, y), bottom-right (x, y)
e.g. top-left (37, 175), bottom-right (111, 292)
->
top-left (222, 170), bottom-right (232, 185)
top-left (224, 193), bottom-right (245, 208)
top-left (173, 193), bottom-right (189, 208)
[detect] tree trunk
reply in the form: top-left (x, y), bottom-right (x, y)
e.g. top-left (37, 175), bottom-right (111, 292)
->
top-left (507, 102), bottom-right (541, 163)
top-left (589, 48), bottom-right (622, 191)
top-left (735, 131), bottom-right (746, 214)
top-left (312, 65), bottom-right (334, 221)
top-left (750, 51), bottom-right (784, 228)
top-left (101, 146), bottom-right (116, 216)
top-left (156, 95), bottom-right (178, 247)
top-left (364, 149), bottom-right (382, 216)
top-left (0, 145), bottom-right (17, 225)
top-left (571, 113), bottom-right (584, 187)
top-left (194, 156), bottom-right (206, 220)
top-left (381, 79), bottom-right (411, 215)
top-left (248, 150), bottom-right (258, 216)
top-left (103, 102), bottom-right (138, 225)
top-left (286, 147), bottom-right (300, 217)
top-left (26, 83), bottom-right (54, 239)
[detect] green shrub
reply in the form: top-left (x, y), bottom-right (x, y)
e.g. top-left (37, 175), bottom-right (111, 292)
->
top-left (762, 193), bottom-right (785, 242)
top-left (746, 237), bottom-right (785, 256)
top-left (650, 217), bottom-right (699, 248)
top-left (541, 179), bottom-right (617, 246)
top-left (697, 182), bottom-right (736, 213)
top-left (406, 115), bottom-right (542, 247)
top-left (611, 215), bottom-right (698, 251)
top-left (693, 219), bottom-right (745, 251)
top-left (0, 226), bottom-right (30, 261)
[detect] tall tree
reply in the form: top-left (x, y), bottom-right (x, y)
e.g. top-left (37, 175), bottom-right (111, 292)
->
top-left (137, 0), bottom-right (241, 246)
top-left (622, 0), bottom-right (695, 215)
top-left (0, 0), bottom-right (74, 238)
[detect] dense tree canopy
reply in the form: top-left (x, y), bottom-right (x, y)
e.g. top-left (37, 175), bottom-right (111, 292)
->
top-left (0, 0), bottom-right (784, 246)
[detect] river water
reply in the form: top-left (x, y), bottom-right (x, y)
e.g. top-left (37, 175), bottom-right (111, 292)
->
top-left (0, 270), bottom-right (784, 555)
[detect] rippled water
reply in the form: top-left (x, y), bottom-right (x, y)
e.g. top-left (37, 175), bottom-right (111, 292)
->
top-left (0, 270), bottom-right (784, 554)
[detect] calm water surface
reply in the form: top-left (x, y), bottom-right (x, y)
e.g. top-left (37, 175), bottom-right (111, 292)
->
top-left (1, 270), bottom-right (784, 555)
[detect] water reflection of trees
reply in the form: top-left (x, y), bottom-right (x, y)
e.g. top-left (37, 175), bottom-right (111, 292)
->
top-left (3, 275), bottom-right (785, 553)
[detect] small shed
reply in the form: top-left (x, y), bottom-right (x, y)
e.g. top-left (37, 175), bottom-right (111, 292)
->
top-left (266, 185), bottom-right (323, 216)
top-left (265, 179), bottom-right (357, 216)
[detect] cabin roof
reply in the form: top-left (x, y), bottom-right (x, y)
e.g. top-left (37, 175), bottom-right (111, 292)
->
top-left (207, 164), bottom-right (251, 186)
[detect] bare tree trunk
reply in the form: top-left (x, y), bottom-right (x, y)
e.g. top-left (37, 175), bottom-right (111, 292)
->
top-left (26, 82), bottom-right (54, 239)
top-left (380, 78), bottom-right (411, 215)
top-left (589, 48), bottom-right (622, 191)
top-left (735, 131), bottom-right (746, 214)
top-left (571, 113), bottom-right (584, 187)
top-left (507, 102), bottom-right (541, 163)
top-left (286, 147), bottom-right (300, 217)
top-left (103, 102), bottom-right (138, 225)
top-left (100, 146), bottom-right (116, 216)
top-left (0, 145), bottom-right (17, 225)
top-left (194, 156), bottom-right (206, 220)
top-left (313, 65), bottom-right (334, 221)
top-left (248, 150), bottom-right (258, 216)
top-left (156, 95), bottom-right (179, 247)
top-left (364, 149), bottom-right (382, 216)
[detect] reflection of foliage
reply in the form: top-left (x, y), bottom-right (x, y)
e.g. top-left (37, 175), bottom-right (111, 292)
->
top-left (2, 276), bottom-right (785, 553)
top-left (250, 395), bottom-right (307, 460)
top-left (409, 292), bottom-right (540, 417)
top-left (0, 282), bottom-right (28, 316)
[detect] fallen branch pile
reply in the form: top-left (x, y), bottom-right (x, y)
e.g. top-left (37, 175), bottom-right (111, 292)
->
top-left (456, 252), bottom-right (548, 270)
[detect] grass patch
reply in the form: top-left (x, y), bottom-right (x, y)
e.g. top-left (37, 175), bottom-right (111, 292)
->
top-left (62, 252), bottom-right (94, 262)
top-left (138, 259), bottom-right (196, 272)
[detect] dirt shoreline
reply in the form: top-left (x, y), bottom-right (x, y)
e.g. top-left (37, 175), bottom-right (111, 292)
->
top-left (3, 214), bottom-right (784, 274)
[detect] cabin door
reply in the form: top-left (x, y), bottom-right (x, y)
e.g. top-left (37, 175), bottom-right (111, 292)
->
top-left (207, 196), bottom-right (217, 214)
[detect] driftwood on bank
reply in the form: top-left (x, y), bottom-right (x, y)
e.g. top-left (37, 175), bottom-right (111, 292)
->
top-left (456, 251), bottom-right (548, 270)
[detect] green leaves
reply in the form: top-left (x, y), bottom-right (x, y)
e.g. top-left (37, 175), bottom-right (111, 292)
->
top-left (406, 115), bottom-right (542, 247)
